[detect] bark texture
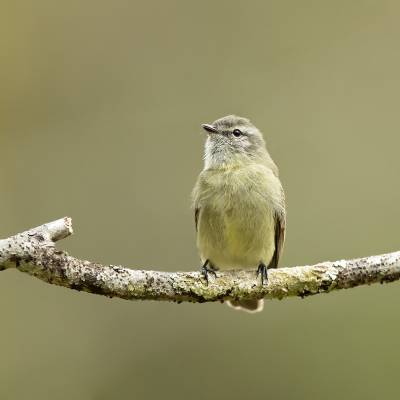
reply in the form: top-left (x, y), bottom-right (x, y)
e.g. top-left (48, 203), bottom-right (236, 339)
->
top-left (1, 217), bottom-right (399, 303)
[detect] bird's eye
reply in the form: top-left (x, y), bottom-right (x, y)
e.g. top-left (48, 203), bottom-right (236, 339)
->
top-left (232, 129), bottom-right (242, 137)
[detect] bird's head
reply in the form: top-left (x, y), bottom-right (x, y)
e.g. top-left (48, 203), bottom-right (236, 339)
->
top-left (201, 115), bottom-right (269, 169)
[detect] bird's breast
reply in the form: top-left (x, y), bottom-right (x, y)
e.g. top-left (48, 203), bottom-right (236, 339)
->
top-left (196, 167), bottom-right (276, 269)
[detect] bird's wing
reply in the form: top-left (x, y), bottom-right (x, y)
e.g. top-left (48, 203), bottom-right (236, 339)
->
top-left (194, 207), bottom-right (200, 232)
top-left (269, 210), bottom-right (286, 269)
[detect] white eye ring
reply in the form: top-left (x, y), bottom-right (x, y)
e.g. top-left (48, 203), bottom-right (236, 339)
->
top-left (232, 129), bottom-right (242, 137)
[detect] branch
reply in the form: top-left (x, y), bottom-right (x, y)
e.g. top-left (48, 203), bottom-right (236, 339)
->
top-left (1, 217), bottom-right (399, 303)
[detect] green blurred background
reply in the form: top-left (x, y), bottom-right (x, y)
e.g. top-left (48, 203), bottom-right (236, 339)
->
top-left (1, 1), bottom-right (400, 399)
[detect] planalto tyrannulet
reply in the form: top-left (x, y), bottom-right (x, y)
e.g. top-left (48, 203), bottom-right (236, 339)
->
top-left (192, 115), bottom-right (286, 313)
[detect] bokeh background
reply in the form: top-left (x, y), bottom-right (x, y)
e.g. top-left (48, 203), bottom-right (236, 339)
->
top-left (1, 1), bottom-right (400, 399)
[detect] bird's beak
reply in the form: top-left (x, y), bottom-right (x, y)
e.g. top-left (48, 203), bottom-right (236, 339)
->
top-left (201, 124), bottom-right (218, 134)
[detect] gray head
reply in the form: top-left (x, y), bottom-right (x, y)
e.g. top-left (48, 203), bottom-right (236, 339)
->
top-left (201, 115), bottom-right (273, 169)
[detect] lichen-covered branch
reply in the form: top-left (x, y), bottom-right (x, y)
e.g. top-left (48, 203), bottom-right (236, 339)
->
top-left (1, 217), bottom-right (399, 303)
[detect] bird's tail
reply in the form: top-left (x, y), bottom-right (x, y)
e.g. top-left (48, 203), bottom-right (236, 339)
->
top-left (226, 299), bottom-right (264, 313)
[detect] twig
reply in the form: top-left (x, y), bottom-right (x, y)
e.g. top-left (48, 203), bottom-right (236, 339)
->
top-left (1, 217), bottom-right (399, 303)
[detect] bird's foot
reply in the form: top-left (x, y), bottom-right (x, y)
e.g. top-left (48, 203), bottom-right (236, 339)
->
top-left (256, 263), bottom-right (269, 285)
top-left (200, 260), bottom-right (217, 285)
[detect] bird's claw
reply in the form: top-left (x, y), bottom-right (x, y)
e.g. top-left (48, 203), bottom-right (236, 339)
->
top-left (200, 260), bottom-right (217, 285)
top-left (257, 263), bottom-right (269, 285)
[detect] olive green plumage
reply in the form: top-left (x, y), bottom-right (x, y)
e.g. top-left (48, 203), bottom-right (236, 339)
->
top-left (192, 115), bottom-right (286, 313)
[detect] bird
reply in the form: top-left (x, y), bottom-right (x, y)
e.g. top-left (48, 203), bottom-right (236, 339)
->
top-left (192, 115), bottom-right (286, 313)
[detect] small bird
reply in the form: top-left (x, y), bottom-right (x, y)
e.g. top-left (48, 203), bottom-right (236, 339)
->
top-left (192, 115), bottom-right (286, 313)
